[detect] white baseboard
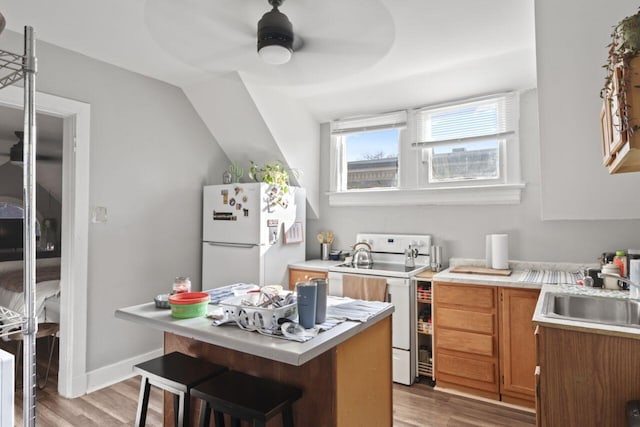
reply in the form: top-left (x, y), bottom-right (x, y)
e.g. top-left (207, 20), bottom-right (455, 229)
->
top-left (85, 348), bottom-right (163, 394)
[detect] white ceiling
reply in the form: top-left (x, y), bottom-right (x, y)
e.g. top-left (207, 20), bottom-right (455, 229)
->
top-left (0, 0), bottom-right (536, 122)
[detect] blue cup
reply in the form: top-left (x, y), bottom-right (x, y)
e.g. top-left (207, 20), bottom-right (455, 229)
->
top-left (310, 278), bottom-right (327, 324)
top-left (296, 282), bottom-right (317, 329)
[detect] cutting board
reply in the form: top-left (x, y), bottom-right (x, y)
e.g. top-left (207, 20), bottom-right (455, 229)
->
top-left (449, 265), bottom-right (512, 276)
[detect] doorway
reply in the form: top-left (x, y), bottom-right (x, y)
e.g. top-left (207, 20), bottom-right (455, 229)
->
top-left (0, 85), bottom-right (90, 398)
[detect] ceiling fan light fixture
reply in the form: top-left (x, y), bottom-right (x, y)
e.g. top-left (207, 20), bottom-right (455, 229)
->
top-left (258, 44), bottom-right (292, 65)
top-left (257, 1), bottom-right (293, 65)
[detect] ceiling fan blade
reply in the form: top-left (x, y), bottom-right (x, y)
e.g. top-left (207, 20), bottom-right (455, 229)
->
top-left (145, 0), bottom-right (257, 69)
top-left (296, 36), bottom-right (388, 57)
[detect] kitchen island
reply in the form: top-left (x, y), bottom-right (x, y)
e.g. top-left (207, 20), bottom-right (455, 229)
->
top-left (115, 300), bottom-right (393, 427)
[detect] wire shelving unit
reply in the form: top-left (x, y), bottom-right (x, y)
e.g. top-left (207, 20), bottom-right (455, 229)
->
top-left (0, 24), bottom-right (40, 427)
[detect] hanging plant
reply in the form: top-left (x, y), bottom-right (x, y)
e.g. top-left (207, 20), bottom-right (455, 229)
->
top-left (248, 160), bottom-right (298, 208)
top-left (601, 7), bottom-right (640, 135)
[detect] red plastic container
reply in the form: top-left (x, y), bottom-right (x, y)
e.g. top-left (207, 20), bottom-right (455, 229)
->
top-left (168, 292), bottom-right (210, 305)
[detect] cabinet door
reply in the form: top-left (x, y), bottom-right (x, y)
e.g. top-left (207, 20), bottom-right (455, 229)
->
top-left (288, 268), bottom-right (327, 290)
top-left (499, 287), bottom-right (539, 406)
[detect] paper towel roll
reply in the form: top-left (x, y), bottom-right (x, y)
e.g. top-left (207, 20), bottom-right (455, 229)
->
top-left (630, 259), bottom-right (640, 298)
top-left (491, 234), bottom-right (509, 270)
top-left (485, 235), bottom-right (493, 268)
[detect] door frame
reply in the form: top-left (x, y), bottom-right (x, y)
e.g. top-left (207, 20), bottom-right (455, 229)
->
top-left (0, 85), bottom-right (90, 398)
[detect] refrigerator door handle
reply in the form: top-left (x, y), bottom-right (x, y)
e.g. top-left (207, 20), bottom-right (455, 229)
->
top-left (204, 241), bottom-right (259, 249)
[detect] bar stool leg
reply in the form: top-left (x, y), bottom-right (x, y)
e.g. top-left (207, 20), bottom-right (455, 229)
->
top-left (282, 404), bottom-right (294, 427)
top-left (175, 391), bottom-right (187, 427)
top-left (38, 334), bottom-right (57, 390)
top-left (213, 410), bottom-right (225, 427)
top-left (198, 401), bottom-right (211, 427)
top-left (135, 377), bottom-right (151, 427)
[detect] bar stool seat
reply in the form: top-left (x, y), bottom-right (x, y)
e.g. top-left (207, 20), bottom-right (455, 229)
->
top-left (133, 351), bottom-right (227, 427)
top-left (192, 370), bottom-right (302, 427)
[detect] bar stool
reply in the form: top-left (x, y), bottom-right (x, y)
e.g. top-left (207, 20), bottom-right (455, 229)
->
top-left (192, 370), bottom-right (302, 427)
top-left (8, 322), bottom-right (59, 389)
top-left (133, 351), bottom-right (227, 427)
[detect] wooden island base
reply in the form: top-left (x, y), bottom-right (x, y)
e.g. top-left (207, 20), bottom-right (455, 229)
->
top-left (163, 316), bottom-right (392, 427)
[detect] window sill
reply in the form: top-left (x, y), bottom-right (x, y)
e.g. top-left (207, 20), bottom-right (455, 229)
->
top-left (327, 183), bottom-right (526, 207)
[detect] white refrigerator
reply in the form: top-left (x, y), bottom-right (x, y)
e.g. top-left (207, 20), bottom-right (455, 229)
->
top-left (202, 183), bottom-right (306, 289)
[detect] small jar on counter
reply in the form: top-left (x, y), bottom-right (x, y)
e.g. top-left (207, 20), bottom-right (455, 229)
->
top-left (614, 250), bottom-right (627, 277)
top-left (602, 263), bottom-right (621, 290)
top-left (172, 277), bottom-right (191, 294)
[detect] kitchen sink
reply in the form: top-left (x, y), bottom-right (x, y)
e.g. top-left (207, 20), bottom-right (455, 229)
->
top-left (542, 293), bottom-right (640, 328)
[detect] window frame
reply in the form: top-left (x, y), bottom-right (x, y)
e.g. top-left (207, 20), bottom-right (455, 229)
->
top-left (328, 92), bottom-right (525, 206)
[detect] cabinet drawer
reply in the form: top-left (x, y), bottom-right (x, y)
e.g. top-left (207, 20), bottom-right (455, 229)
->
top-left (289, 269), bottom-right (327, 289)
top-left (438, 352), bottom-right (497, 384)
top-left (434, 283), bottom-right (495, 309)
top-left (437, 329), bottom-right (494, 357)
top-left (436, 307), bottom-right (495, 334)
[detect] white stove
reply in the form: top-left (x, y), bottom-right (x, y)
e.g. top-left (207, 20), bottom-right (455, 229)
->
top-left (328, 233), bottom-right (432, 385)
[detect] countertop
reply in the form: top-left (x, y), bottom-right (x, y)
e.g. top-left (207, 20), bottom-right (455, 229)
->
top-left (532, 284), bottom-right (640, 340)
top-left (433, 258), bottom-right (598, 290)
top-left (115, 299), bottom-right (394, 366)
top-left (288, 259), bottom-right (343, 272)
top-left (432, 258), bottom-right (640, 340)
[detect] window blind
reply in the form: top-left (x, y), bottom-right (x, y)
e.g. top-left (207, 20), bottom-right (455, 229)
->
top-left (331, 110), bottom-right (407, 136)
top-left (412, 92), bottom-right (518, 147)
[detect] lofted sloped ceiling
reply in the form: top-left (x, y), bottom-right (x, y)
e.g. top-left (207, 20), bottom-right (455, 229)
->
top-left (0, 0), bottom-right (536, 219)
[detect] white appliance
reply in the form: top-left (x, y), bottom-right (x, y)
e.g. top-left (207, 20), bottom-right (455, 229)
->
top-left (0, 349), bottom-right (13, 427)
top-left (328, 233), bottom-right (431, 385)
top-left (202, 183), bottom-right (306, 289)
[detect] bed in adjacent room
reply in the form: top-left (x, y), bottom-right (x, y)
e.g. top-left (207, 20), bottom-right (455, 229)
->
top-left (0, 258), bottom-right (61, 324)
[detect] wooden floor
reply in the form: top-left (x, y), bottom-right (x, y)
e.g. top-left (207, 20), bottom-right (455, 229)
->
top-left (6, 350), bottom-right (535, 427)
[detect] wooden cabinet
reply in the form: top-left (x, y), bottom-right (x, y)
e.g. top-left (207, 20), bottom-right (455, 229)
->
top-left (433, 282), bottom-right (539, 407)
top-left (537, 325), bottom-right (640, 426)
top-left (434, 282), bottom-right (500, 400)
top-left (288, 268), bottom-right (327, 290)
top-left (499, 287), bottom-right (539, 408)
top-left (601, 56), bottom-right (640, 173)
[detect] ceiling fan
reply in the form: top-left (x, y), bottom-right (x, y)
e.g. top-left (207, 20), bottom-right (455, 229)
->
top-left (257, 0), bottom-right (294, 65)
top-left (5, 131), bottom-right (61, 164)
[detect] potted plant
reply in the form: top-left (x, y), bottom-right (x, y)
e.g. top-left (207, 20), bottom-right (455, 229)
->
top-left (601, 8), bottom-right (640, 136)
top-left (248, 160), bottom-right (297, 208)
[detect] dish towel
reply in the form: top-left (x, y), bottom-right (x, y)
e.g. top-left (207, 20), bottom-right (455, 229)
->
top-left (342, 274), bottom-right (388, 302)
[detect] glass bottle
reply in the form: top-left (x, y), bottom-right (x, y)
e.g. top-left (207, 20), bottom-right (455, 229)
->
top-left (614, 250), bottom-right (627, 277)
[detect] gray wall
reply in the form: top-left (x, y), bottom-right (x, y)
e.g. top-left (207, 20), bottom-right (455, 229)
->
top-left (0, 31), bottom-right (229, 371)
top-left (307, 90), bottom-right (640, 264)
top-left (536, 0), bottom-right (640, 220)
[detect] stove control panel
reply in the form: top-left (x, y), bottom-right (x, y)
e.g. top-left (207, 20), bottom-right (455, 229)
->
top-left (355, 233), bottom-right (432, 255)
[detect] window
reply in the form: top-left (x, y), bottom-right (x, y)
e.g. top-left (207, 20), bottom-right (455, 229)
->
top-left (414, 93), bottom-right (518, 187)
top-left (329, 93), bottom-right (523, 206)
top-left (330, 111), bottom-right (406, 192)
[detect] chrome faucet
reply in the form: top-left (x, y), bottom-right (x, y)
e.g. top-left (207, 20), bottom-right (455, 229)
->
top-left (599, 273), bottom-right (640, 297)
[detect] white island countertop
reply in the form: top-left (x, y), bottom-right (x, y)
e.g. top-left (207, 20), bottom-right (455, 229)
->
top-left (115, 299), bottom-right (393, 366)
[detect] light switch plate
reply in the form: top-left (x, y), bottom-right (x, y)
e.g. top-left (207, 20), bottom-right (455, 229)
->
top-left (92, 206), bottom-right (107, 223)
